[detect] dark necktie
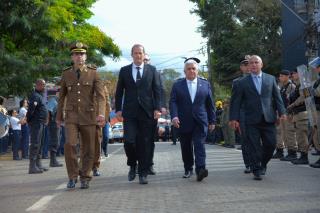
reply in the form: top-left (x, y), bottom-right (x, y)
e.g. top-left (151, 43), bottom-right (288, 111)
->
top-left (136, 67), bottom-right (141, 82)
top-left (76, 69), bottom-right (81, 80)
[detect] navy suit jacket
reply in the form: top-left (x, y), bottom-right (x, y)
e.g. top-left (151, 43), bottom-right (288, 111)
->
top-left (229, 72), bottom-right (286, 124)
top-left (169, 77), bottom-right (216, 134)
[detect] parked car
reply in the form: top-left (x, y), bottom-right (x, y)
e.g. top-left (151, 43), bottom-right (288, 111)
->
top-left (111, 122), bottom-right (124, 143)
top-left (108, 125), bottom-right (113, 143)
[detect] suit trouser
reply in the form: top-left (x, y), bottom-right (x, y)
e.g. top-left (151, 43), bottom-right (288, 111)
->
top-left (123, 111), bottom-right (154, 176)
top-left (64, 124), bottom-right (95, 181)
top-left (93, 126), bottom-right (102, 170)
top-left (239, 118), bottom-right (252, 168)
top-left (179, 124), bottom-right (207, 173)
top-left (246, 119), bottom-right (276, 172)
top-left (294, 112), bottom-right (309, 153)
top-left (29, 122), bottom-right (45, 160)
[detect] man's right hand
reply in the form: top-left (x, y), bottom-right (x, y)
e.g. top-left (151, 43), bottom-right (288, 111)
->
top-left (172, 117), bottom-right (180, 128)
top-left (229, 120), bottom-right (239, 130)
top-left (116, 111), bottom-right (122, 119)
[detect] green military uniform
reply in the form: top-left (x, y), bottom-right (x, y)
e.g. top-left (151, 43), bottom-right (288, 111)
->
top-left (56, 43), bottom-right (106, 185)
top-left (221, 101), bottom-right (235, 147)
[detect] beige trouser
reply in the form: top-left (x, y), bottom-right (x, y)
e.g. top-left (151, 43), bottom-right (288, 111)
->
top-left (278, 118), bottom-right (297, 151)
top-left (276, 122), bottom-right (284, 149)
top-left (64, 124), bottom-right (96, 181)
top-left (293, 112), bottom-right (309, 153)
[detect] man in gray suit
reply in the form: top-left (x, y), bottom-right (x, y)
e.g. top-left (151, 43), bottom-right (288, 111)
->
top-left (229, 55), bottom-right (286, 180)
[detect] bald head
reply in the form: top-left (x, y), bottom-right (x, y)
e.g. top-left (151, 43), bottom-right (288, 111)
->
top-left (249, 55), bottom-right (263, 74)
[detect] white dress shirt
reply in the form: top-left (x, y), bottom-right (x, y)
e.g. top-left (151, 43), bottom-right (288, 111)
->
top-left (132, 63), bottom-right (145, 82)
top-left (10, 116), bottom-right (21, 130)
top-left (187, 78), bottom-right (197, 103)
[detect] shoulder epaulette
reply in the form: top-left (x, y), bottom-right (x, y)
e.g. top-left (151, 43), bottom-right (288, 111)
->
top-left (199, 77), bottom-right (208, 81)
top-left (63, 66), bottom-right (72, 71)
top-left (87, 64), bottom-right (97, 70)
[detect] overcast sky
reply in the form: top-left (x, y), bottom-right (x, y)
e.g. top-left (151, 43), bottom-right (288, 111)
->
top-left (88, 0), bottom-right (207, 72)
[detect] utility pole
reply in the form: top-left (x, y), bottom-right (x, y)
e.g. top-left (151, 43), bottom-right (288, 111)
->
top-left (207, 40), bottom-right (212, 84)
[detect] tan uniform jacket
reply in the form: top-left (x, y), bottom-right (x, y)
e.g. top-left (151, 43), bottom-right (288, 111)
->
top-left (56, 65), bottom-right (106, 125)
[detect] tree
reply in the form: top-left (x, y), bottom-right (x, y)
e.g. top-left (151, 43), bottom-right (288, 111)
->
top-left (0, 0), bottom-right (121, 96)
top-left (190, 0), bottom-right (281, 83)
top-left (160, 68), bottom-right (181, 107)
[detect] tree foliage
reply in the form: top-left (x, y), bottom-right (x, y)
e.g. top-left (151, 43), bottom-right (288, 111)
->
top-left (161, 68), bottom-right (181, 107)
top-left (0, 0), bottom-right (121, 96)
top-left (190, 0), bottom-right (281, 82)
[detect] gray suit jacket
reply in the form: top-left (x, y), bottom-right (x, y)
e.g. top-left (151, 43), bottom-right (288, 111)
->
top-left (229, 72), bottom-right (286, 124)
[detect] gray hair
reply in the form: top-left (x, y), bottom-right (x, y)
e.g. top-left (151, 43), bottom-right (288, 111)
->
top-left (184, 59), bottom-right (199, 70)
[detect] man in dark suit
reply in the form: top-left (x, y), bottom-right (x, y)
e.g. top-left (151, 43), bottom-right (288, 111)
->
top-left (169, 58), bottom-right (215, 182)
top-left (229, 55), bottom-right (286, 180)
top-left (115, 44), bottom-right (161, 184)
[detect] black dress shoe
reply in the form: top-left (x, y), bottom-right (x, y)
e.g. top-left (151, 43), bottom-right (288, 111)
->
top-left (148, 166), bottom-right (156, 175)
top-left (139, 176), bottom-right (148, 184)
top-left (244, 167), bottom-right (251, 174)
top-left (182, 170), bottom-right (193, 178)
top-left (67, 179), bottom-right (77, 189)
top-left (80, 180), bottom-right (89, 189)
top-left (260, 167), bottom-right (266, 175)
top-left (196, 168), bottom-right (208, 182)
top-left (93, 169), bottom-right (101, 176)
top-left (253, 171), bottom-right (262, 180)
top-left (128, 166), bottom-right (136, 181)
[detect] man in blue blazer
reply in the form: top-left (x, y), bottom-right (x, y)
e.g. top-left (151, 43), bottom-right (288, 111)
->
top-left (229, 55), bottom-right (286, 180)
top-left (169, 58), bottom-right (215, 181)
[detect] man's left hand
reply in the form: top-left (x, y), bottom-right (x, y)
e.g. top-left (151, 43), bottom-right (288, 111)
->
top-left (280, 114), bottom-right (287, 121)
top-left (96, 115), bottom-right (106, 127)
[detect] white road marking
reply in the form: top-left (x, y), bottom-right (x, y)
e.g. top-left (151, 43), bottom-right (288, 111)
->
top-left (26, 195), bottom-right (57, 212)
top-left (55, 184), bottom-right (66, 190)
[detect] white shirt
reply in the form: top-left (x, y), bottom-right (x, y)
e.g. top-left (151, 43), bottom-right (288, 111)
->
top-left (10, 116), bottom-right (21, 130)
top-left (251, 71), bottom-right (262, 94)
top-left (132, 63), bottom-right (145, 82)
top-left (19, 107), bottom-right (27, 118)
top-left (187, 78), bottom-right (197, 103)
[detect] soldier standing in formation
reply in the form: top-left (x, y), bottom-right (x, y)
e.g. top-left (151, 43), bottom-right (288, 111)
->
top-left (56, 42), bottom-right (106, 189)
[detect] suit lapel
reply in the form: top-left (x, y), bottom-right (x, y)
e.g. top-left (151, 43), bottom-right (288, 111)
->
top-left (248, 74), bottom-right (260, 96)
top-left (193, 78), bottom-right (201, 104)
top-left (128, 64), bottom-right (136, 85)
top-left (183, 79), bottom-right (193, 104)
top-left (260, 72), bottom-right (267, 96)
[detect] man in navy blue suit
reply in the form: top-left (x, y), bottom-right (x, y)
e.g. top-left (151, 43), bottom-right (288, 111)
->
top-left (229, 55), bottom-right (286, 180)
top-left (169, 58), bottom-right (215, 181)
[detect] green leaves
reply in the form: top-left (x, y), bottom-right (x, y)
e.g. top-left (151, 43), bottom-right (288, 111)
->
top-left (0, 0), bottom-right (120, 96)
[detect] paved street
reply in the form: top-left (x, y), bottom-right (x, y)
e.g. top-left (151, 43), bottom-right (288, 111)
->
top-left (0, 143), bottom-right (319, 213)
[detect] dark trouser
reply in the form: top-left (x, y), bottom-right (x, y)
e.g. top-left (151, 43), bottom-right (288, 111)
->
top-left (57, 126), bottom-right (65, 155)
top-left (239, 117), bottom-right (252, 168)
top-left (123, 108), bottom-right (154, 176)
top-left (20, 124), bottom-right (29, 158)
top-left (29, 122), bottom-right (45, 160)
top-left (12, 130), bottom-right (21, 159)
top-left (48, 121), bottom-right (60, 153)
top-left (102, 123), bottom-right (109, 155)
top-left (179, 124), bottom-right (207, 173)
top-left (42, 127), bottom-right (49, 158)
top-left (246, 118), bottom-right (276, 172)
top-left (171, 125), bottom-right (179, 143)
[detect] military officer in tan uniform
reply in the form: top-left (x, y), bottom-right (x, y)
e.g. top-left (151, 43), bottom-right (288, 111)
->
top-left (56, 42), bottom-right (106, 189)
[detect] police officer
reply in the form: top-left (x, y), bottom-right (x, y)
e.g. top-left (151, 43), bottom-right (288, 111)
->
top-left (56, 42), bottom-right (106, 189)
top-left (26, 79), bottom-right (49, 174)
top-left (287, 69), bottom-right (309, 164)
top-left (277, 70), bottom-right (298, 161)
